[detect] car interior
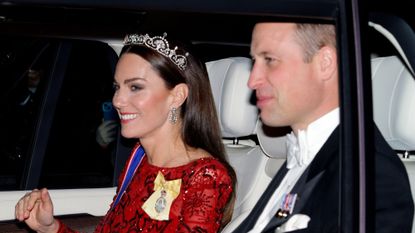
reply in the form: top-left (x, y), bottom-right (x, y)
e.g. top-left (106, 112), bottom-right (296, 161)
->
top-left (1, 1), bottom-right (415, 232)
top-left (190, 14), bottom-right (415, 233)
top-left (174, 14), bottom-right (415, 231)
top-left (369, 14), bottom-right (415, 230)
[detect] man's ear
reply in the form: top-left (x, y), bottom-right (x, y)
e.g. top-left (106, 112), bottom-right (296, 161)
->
top-left (171, 83), bottom-right (189, 107)
top-left (318, 46), bottom-right (337, 81)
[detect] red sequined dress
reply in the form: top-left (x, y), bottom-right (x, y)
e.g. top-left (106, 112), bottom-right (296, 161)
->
top-left (57, 155), bottom-right (233, 233)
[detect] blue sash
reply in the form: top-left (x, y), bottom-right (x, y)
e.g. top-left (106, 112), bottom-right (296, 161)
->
top-left (112, 144), bottom-right (145, 209)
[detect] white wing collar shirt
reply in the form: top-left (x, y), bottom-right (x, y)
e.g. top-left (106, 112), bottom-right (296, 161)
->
top-left (249, 108), bottom-right (339, 233)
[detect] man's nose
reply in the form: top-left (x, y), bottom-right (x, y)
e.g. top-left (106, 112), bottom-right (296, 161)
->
top-left (247, 63), bottom-right (263, 90)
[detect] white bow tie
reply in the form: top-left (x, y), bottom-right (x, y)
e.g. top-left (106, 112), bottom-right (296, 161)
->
top-left (286, 130), bottom-right (312, 169)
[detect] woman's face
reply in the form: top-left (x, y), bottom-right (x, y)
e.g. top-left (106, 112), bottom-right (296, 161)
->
top-left (112, 53), bottom-right (175, 140)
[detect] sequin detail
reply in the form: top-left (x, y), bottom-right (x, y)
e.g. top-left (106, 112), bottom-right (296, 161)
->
top-left (57, 157), bottom-right (233, 233)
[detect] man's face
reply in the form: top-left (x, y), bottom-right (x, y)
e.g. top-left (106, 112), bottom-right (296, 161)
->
top-left (248, 23), bottom-right (327, 131)
top-left (27, 70), bottom-right (41, 88)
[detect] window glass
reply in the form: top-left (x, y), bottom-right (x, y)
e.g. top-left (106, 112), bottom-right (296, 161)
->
top-left (0, 37), bottom-right (54, 190)
top-left (39, 40), bottom-right (118, 189)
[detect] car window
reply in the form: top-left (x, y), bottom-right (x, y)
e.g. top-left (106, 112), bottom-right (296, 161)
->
top-left (0, 37), bottom-right (55, 190)
top-left (39, 40), bottom-right (117, 189)
top-left (0, 37), bottom-right (118, 190)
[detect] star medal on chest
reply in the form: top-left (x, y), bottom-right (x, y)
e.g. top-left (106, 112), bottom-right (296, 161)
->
top-left (142, 171), bottom-right (182, 221)
top-left (276, 193), bottom-right (297, 219)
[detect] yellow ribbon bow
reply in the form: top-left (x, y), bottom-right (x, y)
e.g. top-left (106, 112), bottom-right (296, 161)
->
top-left (141, 171), bottom-right (182, 221)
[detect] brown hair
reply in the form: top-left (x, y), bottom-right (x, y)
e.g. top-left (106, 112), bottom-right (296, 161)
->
top-left (121, 35), bottom-right (236, 227)
top-left (294, 23), bottom-right (336, 63)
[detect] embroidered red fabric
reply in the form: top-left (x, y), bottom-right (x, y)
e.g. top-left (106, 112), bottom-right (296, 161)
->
top-left (57, 156), bottom-right (233, 233)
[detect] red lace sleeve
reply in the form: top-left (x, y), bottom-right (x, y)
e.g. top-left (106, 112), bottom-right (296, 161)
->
top-left (177, 163), bottom-right (233, 233)
top-left (55, 219), bottom-right (78, 233)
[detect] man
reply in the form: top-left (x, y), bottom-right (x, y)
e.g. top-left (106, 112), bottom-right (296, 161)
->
top-left (233, 22), bottom-right (413, 232)
top-left (17, 69), bottom-right (43, 106)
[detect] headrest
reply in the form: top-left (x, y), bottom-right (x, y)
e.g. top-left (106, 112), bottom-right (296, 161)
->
top-left (206, 57), bottom-right (258, 138)
top-left (255, 121), bottom-right (291, 158)
top-left (372, 56), bottom-right (415, 151)
top-left (369, 14), bottom-right (415, 76)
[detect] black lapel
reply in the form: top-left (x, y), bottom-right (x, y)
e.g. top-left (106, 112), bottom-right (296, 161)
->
top-left (306, 127), bottom-right (339, 181)
top-left (261, 169), bottom-right (325, 232)
top-left (232, 162), bottom-right (289, 233)
top-left (262, 127), bottom-right (339, 233)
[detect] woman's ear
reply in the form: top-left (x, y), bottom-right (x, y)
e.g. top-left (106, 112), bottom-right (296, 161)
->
top-left (171, 83), bottom-right (189, 107)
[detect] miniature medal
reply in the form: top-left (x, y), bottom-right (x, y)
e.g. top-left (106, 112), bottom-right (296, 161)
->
top-left (276, 193), bottom-right (297, 218)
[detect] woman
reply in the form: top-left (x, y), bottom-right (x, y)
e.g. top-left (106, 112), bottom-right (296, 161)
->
top-left (15, 32), bottom-right (236, 233)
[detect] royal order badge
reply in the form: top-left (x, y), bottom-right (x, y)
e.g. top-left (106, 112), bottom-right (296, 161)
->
top-left (142, 171), bottom-right (182, 220)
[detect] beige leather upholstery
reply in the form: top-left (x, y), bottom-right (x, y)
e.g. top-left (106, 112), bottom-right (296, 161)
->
top-left (372, 56), bottom-right (415, 151)
top-left (206, 57), bottom-right (284, 232)
top-left (371, 55), bottom-right (415, 233)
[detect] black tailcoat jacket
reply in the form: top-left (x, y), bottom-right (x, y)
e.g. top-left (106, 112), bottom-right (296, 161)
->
top-left (233, 126), bottom-right (414, 233)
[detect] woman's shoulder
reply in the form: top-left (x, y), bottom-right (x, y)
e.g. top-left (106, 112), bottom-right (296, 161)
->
top-left (191, 156), bottom-right (229, 171)
top-left (185, 157), bottom-right (232, 186)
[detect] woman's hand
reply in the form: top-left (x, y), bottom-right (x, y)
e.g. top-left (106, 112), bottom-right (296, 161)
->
top-left (15, 188), bottom-right (60, 233)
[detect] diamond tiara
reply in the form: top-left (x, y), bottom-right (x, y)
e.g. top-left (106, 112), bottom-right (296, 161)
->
top-left (123, 32), bottom-right (189, 71)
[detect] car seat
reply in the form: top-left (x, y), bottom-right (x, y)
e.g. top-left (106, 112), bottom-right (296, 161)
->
top-left (371, 55), bottom-right (415, 233)
top-left (205, 57), bottom-right (287, 232)
top-left (370, 14), bottom-right (415, 233)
